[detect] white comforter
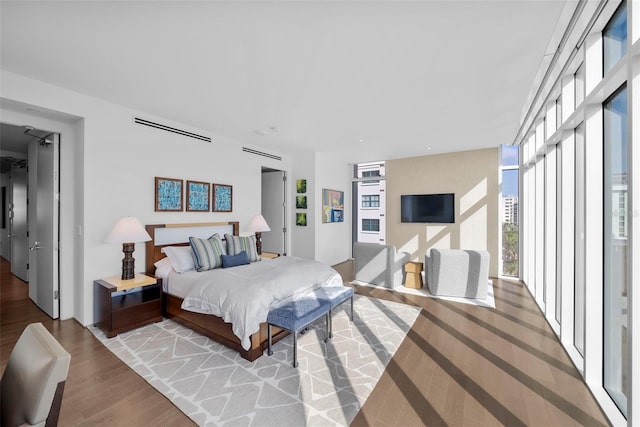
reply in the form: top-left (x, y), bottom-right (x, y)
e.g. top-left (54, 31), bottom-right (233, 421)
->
top-left (181, 256), bottom-right (343, 350)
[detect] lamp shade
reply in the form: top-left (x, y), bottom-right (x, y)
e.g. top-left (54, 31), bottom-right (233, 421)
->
top-left (246, 215), bottom-right (271, 233)
top-left (105, 217), bottom-right (151, 244)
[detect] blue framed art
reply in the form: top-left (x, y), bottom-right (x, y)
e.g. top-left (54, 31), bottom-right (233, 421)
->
top-left (187, 180), bottom-right (210, 212)
top-left (213, 183), bottom-right (233, 212)
top-left (322, 188), bottom-right (344, 223)
top-left (155, 177), bottom-right (183, 211)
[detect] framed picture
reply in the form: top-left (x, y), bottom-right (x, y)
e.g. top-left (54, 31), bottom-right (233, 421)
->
top-left (296, 179), bottom-right (307, 194)
top-left (296, 212), bottom-right (307, 226)
top-left (155, 177), bottom-right (183, 212)
top-left (322, 188), bottom-right (344, 223)
top-left (296, 195), bottom-right (307, 209)
top-left (213, 183), bottom-right (233, 212)
top-left (186, 180), bottom-right (210, 212)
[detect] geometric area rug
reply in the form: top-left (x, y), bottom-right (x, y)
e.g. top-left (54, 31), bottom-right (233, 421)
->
top-left (89, 295), bottom-right (420, 426)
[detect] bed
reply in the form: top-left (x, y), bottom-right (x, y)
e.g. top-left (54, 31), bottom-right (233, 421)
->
top-left (144, 221), bottom-right (343, 361)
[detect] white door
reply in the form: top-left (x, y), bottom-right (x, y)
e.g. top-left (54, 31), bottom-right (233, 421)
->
top-left (10, 164), bottom-right (28, 281)
top-left (261, 170), bottom-right (285, 255)
top-left (27, 134), bottom-right (60, 319)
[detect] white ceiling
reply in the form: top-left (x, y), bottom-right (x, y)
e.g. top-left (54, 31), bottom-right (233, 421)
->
top-left (0, 1), bottom-right (565, 162)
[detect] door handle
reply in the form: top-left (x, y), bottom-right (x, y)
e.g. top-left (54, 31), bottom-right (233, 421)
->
top-left (29, 241), bottom-right (42, 251)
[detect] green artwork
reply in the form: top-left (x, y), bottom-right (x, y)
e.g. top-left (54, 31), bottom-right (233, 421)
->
top-left (296, 196), bottom-right (307, 209)
top-left (296, 179), bottom-right (307, 193)
top-left (296, 212), bottom-right (307, 226)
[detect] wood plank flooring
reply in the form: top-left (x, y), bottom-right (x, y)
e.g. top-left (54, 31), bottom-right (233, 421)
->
top-left (1, 257), bottom-right (610, 426)
top-left (0, 258), bottom-right (194, 426)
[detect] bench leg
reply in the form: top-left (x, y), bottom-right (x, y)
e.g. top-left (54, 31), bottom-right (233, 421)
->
top-left (267, 323), bottom-right (273, 356)
top-left (325, 311), bottom-right (331, 342)
top-left (292, 330), bottom-right (298, 368)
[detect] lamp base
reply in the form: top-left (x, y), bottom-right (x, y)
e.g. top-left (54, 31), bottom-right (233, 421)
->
top-left (121, 242), bottom-right (135, 280)
top-left (255, 232), bottom-right (262, 255)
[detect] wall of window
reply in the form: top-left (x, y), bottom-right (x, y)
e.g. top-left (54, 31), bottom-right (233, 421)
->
top-left (500, 145), bottom-right (519, 276)
top-left (603, 85), bottom-right (628, 414)
top-left (516, 1), bottom-right (637, 424)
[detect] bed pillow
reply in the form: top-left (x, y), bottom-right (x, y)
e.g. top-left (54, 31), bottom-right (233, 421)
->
top-left (221, 251), bottom-right (250, 268)
top-left (160, 246), bottom-right (195, 273)
top-left (190, 235), bottom-right (226, 271)
top-left (224, 234), bottom-right (259, 262)
top-left (154, 256), bottom-right (172, 269)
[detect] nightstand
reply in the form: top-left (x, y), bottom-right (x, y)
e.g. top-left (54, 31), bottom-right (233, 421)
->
top-left (260, 252), bottom-right (280, 259)
top-left (94, 274), bottom-right (162, 338)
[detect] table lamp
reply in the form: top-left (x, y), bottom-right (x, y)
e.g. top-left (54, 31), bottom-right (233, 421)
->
top-left (246, 215), bottom-right (271, 255)
top-left (105, 216), bottom-right (152, 280)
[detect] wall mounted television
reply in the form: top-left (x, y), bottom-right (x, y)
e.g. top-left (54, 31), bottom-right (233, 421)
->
top-left (401, 193), bottom-right (455, 223)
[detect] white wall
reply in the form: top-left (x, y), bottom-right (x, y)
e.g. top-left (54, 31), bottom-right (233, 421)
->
top-left (2, 69), bottom-right (356, 327)
top-left (290, 151), bottom-right (316, 260)
top-left (314, 152), bottom-right (352, 266)
top-left (1, 70), bottom-right (291, 325)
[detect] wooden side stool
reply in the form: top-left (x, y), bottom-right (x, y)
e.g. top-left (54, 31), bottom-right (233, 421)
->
top-left (404, 261), bottom-right (424, 289)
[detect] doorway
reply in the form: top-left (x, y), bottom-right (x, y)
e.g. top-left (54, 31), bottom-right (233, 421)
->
top-left (260, 167), bottom-right (286, 255)
top-left (0, 122), bottom-right (60, 319)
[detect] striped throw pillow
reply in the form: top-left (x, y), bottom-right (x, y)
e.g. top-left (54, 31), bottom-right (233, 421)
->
top-left (224, 234), bottom-right (258, 262)
top-left (189, 234), bottom-right (226, 271)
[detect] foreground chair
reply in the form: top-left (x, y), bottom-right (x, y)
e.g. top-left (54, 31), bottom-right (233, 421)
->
top-left (1, 322), bottom-right (71, 427)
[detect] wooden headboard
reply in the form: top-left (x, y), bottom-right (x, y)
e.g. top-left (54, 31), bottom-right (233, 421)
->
top-left (145, 221), bottom-right (239, 274)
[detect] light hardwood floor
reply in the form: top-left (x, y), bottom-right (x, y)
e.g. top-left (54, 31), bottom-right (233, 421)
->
top-left (1, 257), bottom-right (610, 426)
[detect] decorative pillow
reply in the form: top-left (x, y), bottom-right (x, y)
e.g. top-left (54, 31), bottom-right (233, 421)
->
top-left (160, 246), bottom-right (195, 273)
top-left (224, 234), bottom-right (258, 262)
top-left (190, 235), bottom-right (226, 271)
top-left (221, 251), bottom-right (250, 268)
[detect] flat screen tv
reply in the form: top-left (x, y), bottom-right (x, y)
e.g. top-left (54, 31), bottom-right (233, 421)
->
top-left (401, 193), bottom-right (455, 223)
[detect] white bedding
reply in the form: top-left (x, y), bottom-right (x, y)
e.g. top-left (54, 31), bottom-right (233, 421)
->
top-left (174, 256), bottom-right (343, 350)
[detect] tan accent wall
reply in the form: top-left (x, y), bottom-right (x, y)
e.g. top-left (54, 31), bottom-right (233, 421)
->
top-left (386, 148), bottom-right (500, 277)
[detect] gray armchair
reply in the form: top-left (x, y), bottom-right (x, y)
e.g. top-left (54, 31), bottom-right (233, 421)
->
top-left (354, 242), bottom-right (410, 288)
top-left (1, 322), bottom-right (71, 427)
top-left (426, 248), bottom-right (490, 299)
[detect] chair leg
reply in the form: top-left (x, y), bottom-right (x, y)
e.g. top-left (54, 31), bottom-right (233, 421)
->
top-left (267, 323), bottom-right (273, 356)
top-left (45, 381), bottom-right (66, 427)
top-left (350, 296), bottom-right (354, 321)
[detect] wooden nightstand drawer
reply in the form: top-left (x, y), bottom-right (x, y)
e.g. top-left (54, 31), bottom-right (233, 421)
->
top-left (94, 274), bottom-right (162, 338)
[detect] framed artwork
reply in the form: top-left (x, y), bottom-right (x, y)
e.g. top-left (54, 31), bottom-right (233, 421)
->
top-left (296, 195), bottom-right (307, 209)
top-left (155, 177), bottom-right (183, 212)
top-left (322, 188), bottom-right (344, 223)
top-left (296, 212), bottom-right (307, 226)
top-left (213, 183), bottom-right (233, 212)
top-left (186, 180), bottom-right (210, 212)
top-left (296, 179), bottom-right (307, 193)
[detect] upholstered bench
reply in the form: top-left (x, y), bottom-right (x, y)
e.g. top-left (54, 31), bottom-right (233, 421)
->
top-left (316, 286), bottom-right (354, 339)
top-left (267, 294), bottom-right (331, 368)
